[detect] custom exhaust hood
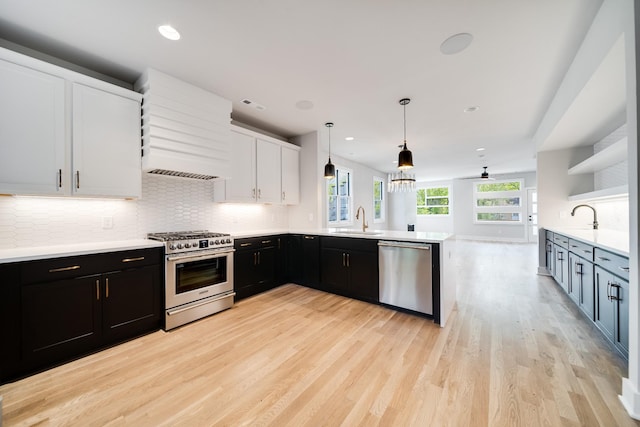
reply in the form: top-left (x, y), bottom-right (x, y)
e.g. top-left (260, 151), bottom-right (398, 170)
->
top-left (134, 69), bottom-right (231, 180)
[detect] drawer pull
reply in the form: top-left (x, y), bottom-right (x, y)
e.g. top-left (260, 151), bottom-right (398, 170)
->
top-left (122, 256), bottom-right (145, 263)
top-left (570, 245), bottom-right (578, 248)
top-left (619, 266), bottom-right (630, 273)
top-left (240, 243), bottom-right (252, 247)
top-left (49, 265), bottom-right (80, 273)
top-left (304, 236), bottom-right (316, 240)
top-left (583, 250), bottom-right (592, 254)
top-left (262, 240), bottom-right (272, 244)
top-left (596, 257), bottom-right (610, 262)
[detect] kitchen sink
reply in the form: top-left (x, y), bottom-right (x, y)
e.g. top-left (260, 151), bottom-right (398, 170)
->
top-left (330, 230), bottom-right (383, 236)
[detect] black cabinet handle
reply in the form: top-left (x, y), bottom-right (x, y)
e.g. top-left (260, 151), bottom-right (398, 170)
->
top-left (57, 169), bottom-right (62, 189)
top-left (596, 256), bottom-right (610, 262)
top-left (619, 266), bottom-right (630, 273)
top-left (76, 170), bottom-right (80, 189)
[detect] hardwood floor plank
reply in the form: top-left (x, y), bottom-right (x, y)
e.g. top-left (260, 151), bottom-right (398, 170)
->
top-left (1, 241), bottom-right (639, 426)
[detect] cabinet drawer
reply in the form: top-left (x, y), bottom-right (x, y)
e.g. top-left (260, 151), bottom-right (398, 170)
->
top-left (235, 236), bottom-right (278, 251)
top-left (21, 248), bottom-right (162, 284)
top-left (321, 236), bottom-right (378, 252)
top-left (545, 230), bottom-right (554, 242)
top-left (100, 248), bottom-right (162, 271)
top-left (568, 239), bottom-right (594, 261)
top-left (552, 233), bottom-right (569, 249)
top-left (594, 248), bottom-right (629, 281)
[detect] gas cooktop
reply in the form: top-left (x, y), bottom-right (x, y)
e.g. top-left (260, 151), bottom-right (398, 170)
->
top-left (147, 230), bottom-right (233, 254)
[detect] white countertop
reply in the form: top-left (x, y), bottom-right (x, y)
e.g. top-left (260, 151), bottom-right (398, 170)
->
top-left (546, 227), bottom-right (629, 256)
top-left (0, 239), bottom-right (164, 264)
top-left (233, 228), bottom-right (454, 243)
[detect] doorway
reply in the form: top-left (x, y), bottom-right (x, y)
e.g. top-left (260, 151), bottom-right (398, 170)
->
top-left (526, 188), bottom-right (538, 243)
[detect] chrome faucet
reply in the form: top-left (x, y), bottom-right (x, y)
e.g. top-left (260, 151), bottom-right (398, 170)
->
top-left (571, 204), bottom-right (599, 230)
top-left (355, 206), bottom-right (368, 232)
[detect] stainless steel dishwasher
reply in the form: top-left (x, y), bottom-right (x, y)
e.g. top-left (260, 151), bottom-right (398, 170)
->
top-left (378, 240), bottom-right (432, 315)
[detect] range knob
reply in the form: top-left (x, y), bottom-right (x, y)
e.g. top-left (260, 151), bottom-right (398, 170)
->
top-left (169, 244), bottom-right (176, 250)
top-left (177, 243), bottom-right (184, 249)
top-left (184, 242), bottom-right (191, 248)
top-left (214, 239), bottom-right (220, 245)
top-left (226, 238), bottom-right (232, 244)
top-left (209, 240), bottom-right (215, 245)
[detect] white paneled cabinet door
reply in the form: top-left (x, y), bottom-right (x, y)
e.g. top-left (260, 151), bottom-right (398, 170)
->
top-left (72, 83), bottom-right (141, 198)
top-left (281, 145), bottom-right (300, 204)
top-left (256, 139), bottom-right (281, 203)
top-left (0, 60), bottom-right (66, 195)
top-left (226, 130), bottom-right (257, 202)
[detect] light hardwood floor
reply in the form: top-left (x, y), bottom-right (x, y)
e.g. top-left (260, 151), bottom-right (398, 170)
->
top-left (1, 241), bottom-right (638, 426)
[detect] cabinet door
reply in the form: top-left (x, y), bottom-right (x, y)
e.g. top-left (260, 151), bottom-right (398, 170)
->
top-left (577, 258), bottom-right (595, 321)
top-left (22, 276), bottom-right (101, 363)
top-left (72, 83), bottom-right (141, 198)
top-left (256, 138), bottom-right (281, 203)
top-left (553, 245), bottom-right (568, 292)
top-left (226, 131), bottom-right (256, 202)
top-left (0, 59), bottom-right (66, 195)
top-left (234, 249), bottom-right (259, 300)
top-left (0, 264), bottom-right (21, 381)
top-left (320, 247), bottom-right (349, 292)
top-left (102, 266), bottom-right (161, 342)
top-left (567, 253), bottom-right (580, 304)
top-left (302, 235), bottom-right (320, 287)
top-left (281, 146), bottom-right (300, 204)
top-left (348, 250), bottom-right (379, 302)
top-left (545, 240), bottom-right (554, 275)
top-left (288, 235), bottom-right (303, 284)
top-left (614, 277), bottom-right (629, 354)
top-left (256, 246), bottom-right (277, 289)
top-left (595, 267), bottom-right (615, 342)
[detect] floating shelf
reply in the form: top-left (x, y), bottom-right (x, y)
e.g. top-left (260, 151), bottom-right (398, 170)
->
top-left (568, 137), bottom-right (627, 175)
top-left (568, 184), bottom-right (629, 201)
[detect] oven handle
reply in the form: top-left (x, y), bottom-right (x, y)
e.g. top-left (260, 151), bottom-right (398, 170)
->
top-left (167, 292), bottom-right (236, 316)
top-left (167, 249), bottom-right (235, 263)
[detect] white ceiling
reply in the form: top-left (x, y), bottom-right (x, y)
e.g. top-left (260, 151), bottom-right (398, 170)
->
top-left (0, 0), bottom-right (613, 181)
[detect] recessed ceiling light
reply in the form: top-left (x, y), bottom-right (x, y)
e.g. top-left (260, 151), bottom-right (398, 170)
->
top-left (476, 147), bottom-right (485, 151)
top-left (345, 137), bottom-right (354, 141)
top-left (464, 106), bottom-right (480, 113)
top-left (158, 25), bottom-right (180, 41)
top-left (440, 33), bottom-right (473, 55)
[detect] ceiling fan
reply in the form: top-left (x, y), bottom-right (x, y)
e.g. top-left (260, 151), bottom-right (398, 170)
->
top-left (462, 166), bottom-right (495, 180)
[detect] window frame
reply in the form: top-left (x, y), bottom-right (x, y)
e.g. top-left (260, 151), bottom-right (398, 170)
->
top-left (473, 179), bottom-right (524, 224)
top-left (326, 165), bottom-right (354, 226)
top-left (373, 176), bottom-right (385, 223)
top-left (416, 185), bottom-right (451, 216)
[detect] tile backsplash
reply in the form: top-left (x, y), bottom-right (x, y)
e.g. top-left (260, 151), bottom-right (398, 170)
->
top-left (0, 174), bottom-right (289, 249)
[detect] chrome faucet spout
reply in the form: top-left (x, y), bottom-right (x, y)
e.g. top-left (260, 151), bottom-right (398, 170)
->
top-left (570, 204), bottom-right (598, 230)
top-left (355, 206), bottom-right (369, 232)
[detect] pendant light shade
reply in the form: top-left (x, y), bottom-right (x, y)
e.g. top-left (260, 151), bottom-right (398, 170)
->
top-left (397, 98), bottom-right (414, 170)
top-left (324, 122), bottom-right (335, 179)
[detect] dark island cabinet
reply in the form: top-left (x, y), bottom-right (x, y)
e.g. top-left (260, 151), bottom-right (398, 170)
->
top-left (319, 237), bottom-right (378, 302)
top-left (0, 263), bottom-right (21, 379)
top-left (1, 247), bottom-right (163, 383)
top-left (234, 237), bottom-right (278, 300)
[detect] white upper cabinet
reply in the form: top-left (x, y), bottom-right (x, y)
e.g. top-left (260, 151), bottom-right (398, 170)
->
top-left (0, 46), bottom-right (142, 198)
top-left (0, 59), bottom-right (66, 195)
top-left (214, 126), bottom-right (299, 204)
top-left (256, 138), bottom-right (282, 203)
top-left (72, 83), bottom-right (141, 198)
top-left (281, 144), bottom-right (300, 205)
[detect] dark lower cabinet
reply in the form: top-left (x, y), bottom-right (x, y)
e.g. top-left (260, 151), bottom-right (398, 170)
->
top-left (319, 237), bottom-right (378, 302)
top-left (287, 235), bottom-right (320, 288)
top-left (1, 247), bottom-right (163, 384)
top-left (568, 253), bottom-right (595, 320)
top-left (102, 266), bottom-right (161, 343)
top-left (552, 244), bottom-right (569, 292)
top-left (595, 266), bottom-right (629, 355)
top-left (234, 237), bottom-right (277, 300)
top-left (22, 276), bottom-right (101, 363)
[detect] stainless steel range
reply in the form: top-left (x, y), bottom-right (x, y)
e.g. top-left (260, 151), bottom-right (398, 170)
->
top-left (148, 231), bottom-right (235, 330)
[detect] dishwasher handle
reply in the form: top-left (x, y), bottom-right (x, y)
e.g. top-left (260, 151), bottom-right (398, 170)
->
top-left (378, 240), bottom-right (431, 250)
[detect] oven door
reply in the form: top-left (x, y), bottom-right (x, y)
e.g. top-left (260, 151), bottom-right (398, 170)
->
top-left (166, 249), bottom-right (234, 309)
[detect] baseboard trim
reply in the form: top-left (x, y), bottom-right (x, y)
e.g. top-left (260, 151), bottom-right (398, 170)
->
top-left (455, 235), bottom-right (529, 243)
top-left (537, 266), bottom-right (551, 276)
top-left (620, 378), bottom-right (640, 420)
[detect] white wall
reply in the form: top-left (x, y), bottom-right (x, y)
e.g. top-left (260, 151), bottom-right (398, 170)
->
top-left (287, 131), bottom-right (322, 230)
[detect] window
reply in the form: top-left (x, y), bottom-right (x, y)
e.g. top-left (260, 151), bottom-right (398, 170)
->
top-left (417, 186), bottom-right (450, 215)
top-left (473, 179), bottom-right (523, 223)
top-left (373, 177), bottom-right (385, 222)
top-left (327, 167), bottom-right (353, 226)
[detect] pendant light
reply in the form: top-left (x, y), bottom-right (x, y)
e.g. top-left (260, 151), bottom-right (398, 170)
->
top-left (324, 122), bottom-right (335, 179)
top-left (397, 98), bottom-right (414, 170)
